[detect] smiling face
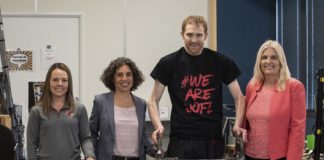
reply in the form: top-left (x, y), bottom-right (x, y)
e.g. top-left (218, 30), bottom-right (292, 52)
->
top-left (114, 64), bottom-right (133, 93)
top-left (181, 24), bottom-right (207, 56)
top-left (50, 68), bottom-right (69, 99)
top-left (260, 48), bottom-right (281, 78)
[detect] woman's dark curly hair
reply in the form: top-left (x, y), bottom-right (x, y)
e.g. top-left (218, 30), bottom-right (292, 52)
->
top-left (101, 57), bottom-right (144, 91)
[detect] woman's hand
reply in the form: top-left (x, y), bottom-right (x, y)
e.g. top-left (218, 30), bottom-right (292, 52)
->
top-left (85, 157), bottom-right (95, 160)
top-left (233, 125), bottom-right (248, 143)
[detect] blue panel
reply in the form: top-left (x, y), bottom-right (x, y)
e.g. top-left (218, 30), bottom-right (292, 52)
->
top-left (309, 0), bottom-right (324, 109)
top-left (217, 0), bottom-right (276, 104)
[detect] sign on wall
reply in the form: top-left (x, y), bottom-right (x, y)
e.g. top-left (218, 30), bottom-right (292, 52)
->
top-left (6, 50), bottom-right (33, 71)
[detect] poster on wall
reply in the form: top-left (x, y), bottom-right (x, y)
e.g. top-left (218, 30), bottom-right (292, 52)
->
top-left (28, 81), bottom-right (44, 112)
top-left (41, 45), bottom-right (56, 69)
top-left (6, 50), bottom-right (33, 71)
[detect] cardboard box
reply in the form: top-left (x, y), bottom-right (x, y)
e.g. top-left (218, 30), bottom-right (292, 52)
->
top-left (0, 115), bottom-right (11, 129)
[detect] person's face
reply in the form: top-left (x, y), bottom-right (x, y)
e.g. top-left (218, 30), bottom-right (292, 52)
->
top-left (114, 64), bottom-right (133, 93)
top-left (181, 24), bottom-right (207, 56)
top-left (260, 48), bottom-right (281, 77)
top-left (50, 68), bottom-right (69, 99)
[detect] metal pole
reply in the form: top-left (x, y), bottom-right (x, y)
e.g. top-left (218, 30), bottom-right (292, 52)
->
top-left (314, 68), bottom-right (324, 160)
top-left (0, 10), bottom-right (25, 160)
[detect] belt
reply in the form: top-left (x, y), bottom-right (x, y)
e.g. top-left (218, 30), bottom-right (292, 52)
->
top-left (112, 155), bottom-right (139, 160)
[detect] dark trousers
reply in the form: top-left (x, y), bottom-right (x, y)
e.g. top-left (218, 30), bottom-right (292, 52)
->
top-left (166, 138), bottom-right (225, 159)
top-left (245, 154), bottom-right (286, 160)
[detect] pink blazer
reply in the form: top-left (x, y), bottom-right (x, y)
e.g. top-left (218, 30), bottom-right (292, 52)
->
top-left (245, 78), bottom-right (306, 160)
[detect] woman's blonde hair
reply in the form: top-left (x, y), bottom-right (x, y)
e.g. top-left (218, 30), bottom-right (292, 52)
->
top-left (251, 40), bottom-right (291, 91)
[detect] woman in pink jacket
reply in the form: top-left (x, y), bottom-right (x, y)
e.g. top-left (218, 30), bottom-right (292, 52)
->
top-left (243, 40), bottom-right (306, 160)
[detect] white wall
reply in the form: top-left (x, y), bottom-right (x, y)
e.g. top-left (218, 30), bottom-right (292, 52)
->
top-left (0, 0), bottom-right (209, 118)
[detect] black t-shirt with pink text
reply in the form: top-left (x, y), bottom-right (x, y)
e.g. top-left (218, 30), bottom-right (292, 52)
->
top-left (151, 47), bottom-right (241, 140)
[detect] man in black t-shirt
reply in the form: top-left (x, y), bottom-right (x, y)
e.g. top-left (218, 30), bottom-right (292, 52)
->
top-left (148, 15), bottom-right (246, 159)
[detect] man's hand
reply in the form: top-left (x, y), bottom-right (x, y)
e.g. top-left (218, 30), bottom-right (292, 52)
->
top-left (85, 157), bottom-right (95, 160)
top-left (151, 125), bottom-right (164, 144)
top-left (233, 125), bottom-right (248, 143)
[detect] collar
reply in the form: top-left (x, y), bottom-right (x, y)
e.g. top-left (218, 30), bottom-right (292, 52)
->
top-left (255, 81), bottom-right (279, 92)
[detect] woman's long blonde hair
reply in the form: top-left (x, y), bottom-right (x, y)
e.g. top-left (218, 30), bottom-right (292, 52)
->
top-left (251, 40), bottom-right (291, 91)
